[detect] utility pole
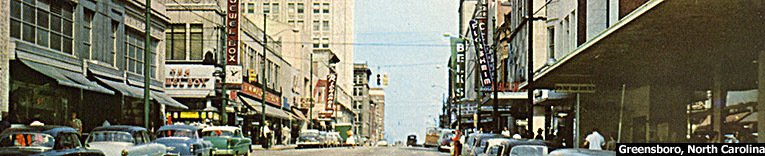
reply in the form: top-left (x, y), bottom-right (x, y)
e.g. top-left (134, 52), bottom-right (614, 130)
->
top-left (526, 0), bottom-right (535, 136)
top-left (143, 0), bottom-right (152, 129)
top-left (261, 13), bottom-right (269, 148)
top-left (309, 52), bottom-right (313, 129)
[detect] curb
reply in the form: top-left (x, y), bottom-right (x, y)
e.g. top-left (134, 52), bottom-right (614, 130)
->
top-left (252, 145), bottom-right (297, 151)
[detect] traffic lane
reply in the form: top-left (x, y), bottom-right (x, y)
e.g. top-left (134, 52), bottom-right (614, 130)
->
top-left (253, 146), bottom-right (450, 156)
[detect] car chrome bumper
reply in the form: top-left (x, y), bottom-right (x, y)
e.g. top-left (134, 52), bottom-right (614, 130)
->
top-left (440, 145), bottom-right (453, 150)
top-left (213, 148), bottom-right (237, 155)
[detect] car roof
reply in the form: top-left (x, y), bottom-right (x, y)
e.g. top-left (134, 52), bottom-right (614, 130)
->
top-left (92, 125), bottom-right (147, 133)
top-left (486, 138), bottom-right (546, 147)
top-left (158, 125), bottom-right (199, 131)
top-left (1, 125), bottom-right (77, 137)
top-left (202, 126), bottom-right (240, 132)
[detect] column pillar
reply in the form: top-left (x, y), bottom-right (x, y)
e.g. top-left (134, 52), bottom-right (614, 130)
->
top-left (712, 66), bottom-right (727, 143)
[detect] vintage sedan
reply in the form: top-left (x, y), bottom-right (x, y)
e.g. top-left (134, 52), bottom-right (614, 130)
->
top-left (296, 129), bottom-right (321, 148)
top-left (201, 126), bottom-right (251, 156)
top-left (154, 125), bottom-right (213, 156)
top-left (86, 125), bottom-right (167, 156)
top-left (0, 124), bottom-right (105, 156)
top-left (479, 138), bottom-right (547, 156)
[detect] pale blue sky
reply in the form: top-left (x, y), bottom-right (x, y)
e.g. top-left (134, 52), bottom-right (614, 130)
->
top-left (354, 0), bottom-right (459, 143)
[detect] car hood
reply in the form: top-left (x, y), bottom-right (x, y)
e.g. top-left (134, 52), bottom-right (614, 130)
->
top-left (87, 142), bottom-right (133, 156)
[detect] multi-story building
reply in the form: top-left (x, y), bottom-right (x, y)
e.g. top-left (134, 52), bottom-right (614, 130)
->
top-left (369, 87), bottom-right (385, 143)
top-left (4, 0), bottom-right (186, 131)
top-left (353, 63), bottom-right (372, 141)
top-left (238, 0), bottom-right (355, 125)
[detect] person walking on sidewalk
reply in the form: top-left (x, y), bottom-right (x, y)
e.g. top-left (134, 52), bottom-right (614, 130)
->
top-left (262, 122), bottom-right (272, 148)
top-left (583, 128), bottom-right (605, 150)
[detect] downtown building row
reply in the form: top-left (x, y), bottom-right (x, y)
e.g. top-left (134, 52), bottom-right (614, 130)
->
top-left (0, 0), bottom-right (359, 145)
top-left (447, 0), bottom-right (765, 145)
top-left (353, 63), bottom-right (386, 145)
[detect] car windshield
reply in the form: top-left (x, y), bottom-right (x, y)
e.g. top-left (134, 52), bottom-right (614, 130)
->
top-left (300, 132), bottom-right (319, 137)
top-left (202, 130), bottom-right (234, 137)
top-left (489, 145), bottom-right (504, 155)
top-left (156, 129), bottom-right (195, 138)
top-left (87, 131), bottom-right (134, 143)
top-left (0, 133), bottom-right (55, 148)
top-left (510, 146), bottom-right (546, 156)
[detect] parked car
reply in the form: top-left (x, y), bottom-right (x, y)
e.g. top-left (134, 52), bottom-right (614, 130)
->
top-left (479, 138), bottom-right (547, 156)
top-left (317, 131), bottom-right (330, 148)
top-left (375, 140), bottom-right (388, 147)
top-left (201, 126), bottom-right (251, 156)
top-left (326, 132), bottom-right (342, 147)
top-left (296, 129), bottom-right (321, 148)
top-left (154, 125), bottom-right (213, 156)
top-left (549, 148), bottom-right (616, 156)
top-left (437, 129), bottom-right (456, 152)
top-left (406, 135), bottom-right (417, 146)
top-left (463, 133), bottom-right (503, 156)
top-left (424, 127), bottom-right (440, 147)
top-left (0, 124), bottom-right (105, 156)
top-left (86, 125), bottom-right (167, 156)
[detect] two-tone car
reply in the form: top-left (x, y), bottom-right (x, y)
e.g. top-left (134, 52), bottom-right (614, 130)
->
top-left (201, 126), bottom-right (251, 156)
top-left (296, 129), bottom-right (321, 148)
top-left (154, 125), bottom-right (213, 156)
top-left (0, 123), bottom-right (105, 156)
top-left (85, 125), bottom-right (167, 156)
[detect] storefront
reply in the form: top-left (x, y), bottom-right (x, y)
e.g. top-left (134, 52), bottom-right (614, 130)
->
top-left (163, 64), bottom-right (219, 124)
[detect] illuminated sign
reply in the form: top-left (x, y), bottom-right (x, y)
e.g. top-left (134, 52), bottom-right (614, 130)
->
top-left (469, 19), bottom-right (495, 91)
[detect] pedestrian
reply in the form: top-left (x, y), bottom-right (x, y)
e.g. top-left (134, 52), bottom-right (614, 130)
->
top-left (0, 113), bottom-right (10, 133)
top-left (605, 136), bottom-right (616, 150)
top-left (282, 125), bottom-right (291, 145)
top-left (535, 128), bottom-right (544, 140)
top-left (346, 130), bottom-right (355, 148)
top-left (69, 113), bottom-right (82, 134)
top-left (583, 128), bottom-right (605, 150)
top-left (451, 130), bottom-right (462, 156)
top-left (262, 122), bottom-right (272, 148)
top-left (501, 127), bottom-right (511, 137)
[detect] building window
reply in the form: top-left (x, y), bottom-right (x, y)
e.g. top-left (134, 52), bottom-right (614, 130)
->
top-left (322, 3), bottom-right (329, 14)
top-left (84, 10), bottom-right (94, 59)
top-left (312, 38), bottom-right (320, 48)
top-left (322, 21), bottom-right (329, 31)
top-left (263, 3), bottom-right (270, 14)
top-left (312, 20), bottom-right (320, 31)
top-left (547, 27), bottom-right (555, 59)
top-left (109, 21), bottom-right (119, 66)
top-left (190, 24), bottom-right (203, 60)
top-left (10, 0), bottom-right (73, 54)
top-left (297, 3), bottom-right (304, 13)
top-left (248, 2), bottom-right (255, 14)
top-left (166, 24), bottom-right (186, 60)
top-left (313, 3), bottom-right (320, 14)
top-left (272, 3), bottom-right (280, 14)
top-left (288, 3), bottom-right (295, 13)
top-left (321, 37), bottom-right (329, 48)
top-left (126, 30), bottom-right (157, 78)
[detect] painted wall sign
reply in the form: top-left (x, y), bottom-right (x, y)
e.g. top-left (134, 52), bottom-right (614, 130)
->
top-left (226, 0), bottom-right (239, 65)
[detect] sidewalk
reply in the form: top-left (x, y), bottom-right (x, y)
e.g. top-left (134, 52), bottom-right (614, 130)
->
top-left (252, 144), bottom-right (298, 151)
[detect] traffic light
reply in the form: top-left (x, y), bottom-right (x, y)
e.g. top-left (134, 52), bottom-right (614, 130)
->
top-left (376, 74), bottom-right (381, 85)
top-left (382, 74), bottom-right (389, 86)
top-left (248, 69), bottom-right (256, 83)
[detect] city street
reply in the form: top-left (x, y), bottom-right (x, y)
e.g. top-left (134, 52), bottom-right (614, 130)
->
top-left (254, 146), bottom-right (449, 156)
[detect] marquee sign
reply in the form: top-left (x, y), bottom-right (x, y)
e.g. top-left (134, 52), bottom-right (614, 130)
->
top-left (226, 0), bottom-right (240, 65)
top-left (165, 65), bottom-right (216, 97)
top-left (324, 71), bottom-right (337, 111)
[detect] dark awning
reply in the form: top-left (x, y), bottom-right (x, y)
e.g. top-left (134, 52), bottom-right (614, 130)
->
top-left (95, 77), bottom-right (188, 109)
top-left (239, 95), bottom-right (292, 120)
top-left (19, 59), bottom-right (114, 95)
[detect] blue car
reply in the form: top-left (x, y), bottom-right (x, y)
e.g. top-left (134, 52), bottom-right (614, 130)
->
top-left (154, 125), bottom-right (213, 156)
top-left (0, 124), bottom-right (105, 156)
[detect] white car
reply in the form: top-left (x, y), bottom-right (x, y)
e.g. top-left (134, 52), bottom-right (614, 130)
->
top-left (376, 140), bottom-right (389, 147)
top-left (297, 129), bottom-right (322, 148)
top-left (86, 125), bottom-right (168, 156)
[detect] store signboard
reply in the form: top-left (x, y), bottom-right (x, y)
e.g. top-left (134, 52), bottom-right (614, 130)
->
top-left (241, 82), bottom-right (282, 107)
top-left (325, 72), bottom-right (337, 111)
top-left (226, 0), bottom-right (240, 65)
top-left (469, 19), bottom-right (496, 91)
top-left (165, 65), bottom-right (215, 97)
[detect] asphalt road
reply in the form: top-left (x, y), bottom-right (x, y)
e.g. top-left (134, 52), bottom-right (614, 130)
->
top-left (253, 146), bottom-right (450, 156)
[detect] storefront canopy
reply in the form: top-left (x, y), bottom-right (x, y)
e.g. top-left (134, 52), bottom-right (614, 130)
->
top-left (95, 77), bottom-right (188, 109)
top-left (19, 59), bottom-right (115, 95)
top-left (239, 95), bottom-right (293, 120)
top-left (523, 0), bottom-right (765, 91)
